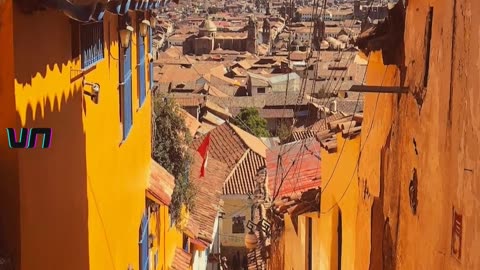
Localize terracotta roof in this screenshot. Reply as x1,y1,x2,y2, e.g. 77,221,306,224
223,150,266,195
158,66,201,83
197,122,217,135
192,123,248,170
148,159,175,206
170,248,192,270
272,188,320,217
202,111,226,126
316,113,364,152
204,100,232,119
230,108,294,119
289,51,308,61
186,151,229,242
267,137,321,199
264,92,308,107
177,108,201,137
207,96,265,108
294,113,347,133
170,96,203,107
192,122,269,194
229,123,268,158
203,82,229,97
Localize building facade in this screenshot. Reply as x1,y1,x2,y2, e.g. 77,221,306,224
0,1,160,270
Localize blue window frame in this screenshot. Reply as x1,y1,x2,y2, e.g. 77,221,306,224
80,22,104,69
139,212,150,270
137,16,146,107
182,234,189,252
119,20,133,140
148,19,154,90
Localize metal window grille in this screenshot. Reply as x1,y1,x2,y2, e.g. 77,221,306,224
80,22,105,69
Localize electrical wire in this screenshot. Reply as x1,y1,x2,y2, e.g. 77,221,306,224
159,45,274,150
321,65,395,214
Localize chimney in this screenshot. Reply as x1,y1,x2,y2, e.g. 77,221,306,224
330,100,337,113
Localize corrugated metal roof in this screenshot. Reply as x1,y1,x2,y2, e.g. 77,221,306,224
267,137,321,199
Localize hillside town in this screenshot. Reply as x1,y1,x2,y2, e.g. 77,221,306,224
1,0,479,270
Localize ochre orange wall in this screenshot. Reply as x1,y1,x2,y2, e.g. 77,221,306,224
354,51,399,270
0,0,20,267
356,1,480,269
319,133,360,270
10,6,153,270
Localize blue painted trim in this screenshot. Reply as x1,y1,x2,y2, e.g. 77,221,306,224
121,0,131,14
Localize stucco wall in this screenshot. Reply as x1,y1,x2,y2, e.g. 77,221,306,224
356,0,480,269
4,7,154,270
220,196,252,248
320,134,360,270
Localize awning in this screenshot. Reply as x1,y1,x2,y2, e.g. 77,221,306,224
38,0,171,22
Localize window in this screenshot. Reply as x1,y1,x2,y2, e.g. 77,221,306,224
80,22,105,69
139,212,150,270
257,87,266,94
137,16,147,107
149,17,154,90
306,217,313,270
232,216,246,234
182,234,189,252
119,17,133,140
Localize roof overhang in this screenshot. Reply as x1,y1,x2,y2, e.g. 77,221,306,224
18,0,171,22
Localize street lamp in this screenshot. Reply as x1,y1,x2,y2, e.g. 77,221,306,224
244,230,258,250
139,19,151,38
119,25,134,49
150,14,157,29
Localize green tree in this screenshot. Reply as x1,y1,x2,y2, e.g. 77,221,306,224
152,95,196,226
232,107,271,137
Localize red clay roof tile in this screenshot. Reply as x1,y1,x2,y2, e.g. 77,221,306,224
186,151,229,243
223,150,266,195
148,159,175,206
170,248,192,270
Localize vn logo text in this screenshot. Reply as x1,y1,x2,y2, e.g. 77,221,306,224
6,128,52,149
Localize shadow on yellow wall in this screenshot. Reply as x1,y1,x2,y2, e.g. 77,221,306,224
17,88,89,270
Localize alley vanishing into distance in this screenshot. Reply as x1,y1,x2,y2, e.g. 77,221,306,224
0,0,479,270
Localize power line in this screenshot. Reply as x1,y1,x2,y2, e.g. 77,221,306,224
321,65,395,214
317,0,382,196
276,0,366,202
157,44,274,150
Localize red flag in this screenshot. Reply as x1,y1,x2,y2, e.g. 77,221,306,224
197,133,211,177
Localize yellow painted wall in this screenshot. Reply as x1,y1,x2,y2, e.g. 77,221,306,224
149,204,184,270
163,205,185,268
281,213,322,270
319,133,361,270
283,215,307,269
3,5,154,270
